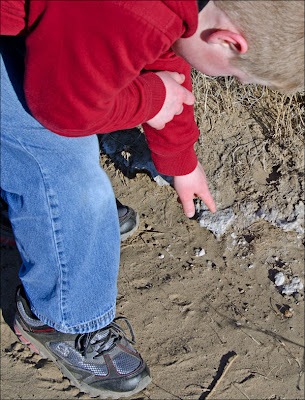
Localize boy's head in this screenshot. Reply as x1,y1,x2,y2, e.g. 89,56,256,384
172,0,304,92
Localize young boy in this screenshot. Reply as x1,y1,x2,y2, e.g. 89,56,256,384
1,1,304,398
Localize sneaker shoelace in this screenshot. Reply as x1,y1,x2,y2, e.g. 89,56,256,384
76,317,136,358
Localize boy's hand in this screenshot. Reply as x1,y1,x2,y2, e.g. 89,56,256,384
173,162,216,217
146,71,195,130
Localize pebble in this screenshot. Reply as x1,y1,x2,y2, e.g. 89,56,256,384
206,260,215,268
284,308,293,318
282,276,303,295
194,248,206,257
158,253,165,259
274,272,285,286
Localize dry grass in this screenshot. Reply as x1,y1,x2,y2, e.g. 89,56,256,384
191,69,305,140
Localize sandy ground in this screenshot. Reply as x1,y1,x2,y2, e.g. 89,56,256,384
1,91,304,399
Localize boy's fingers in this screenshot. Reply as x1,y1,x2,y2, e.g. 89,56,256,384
178,73,185,83
179,196,196,218
179,193,216,217
184,91,195,106
179,188,216,217
197,191,217,213
168,72,185,84
165,71,195,105
176,105,184,115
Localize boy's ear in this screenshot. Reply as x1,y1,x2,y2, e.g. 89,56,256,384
202,29,248,54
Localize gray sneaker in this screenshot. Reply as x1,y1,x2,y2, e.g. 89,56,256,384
116,200,139,241
14,286,151,399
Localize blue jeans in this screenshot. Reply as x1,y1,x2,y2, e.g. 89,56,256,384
1,37,120,334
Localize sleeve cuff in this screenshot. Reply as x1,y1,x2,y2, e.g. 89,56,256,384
137,72,166,121
151,145,198,176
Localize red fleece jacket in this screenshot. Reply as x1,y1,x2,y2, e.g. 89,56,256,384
1,0,200,175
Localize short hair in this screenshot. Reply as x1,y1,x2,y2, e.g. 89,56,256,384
214,0,304,93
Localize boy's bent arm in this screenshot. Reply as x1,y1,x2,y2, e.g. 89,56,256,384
143,56,200,176
22,1,180,136
142,53,216,214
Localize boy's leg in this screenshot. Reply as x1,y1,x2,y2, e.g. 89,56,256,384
1,36,120,333
1,196,140,246
1,36,151,397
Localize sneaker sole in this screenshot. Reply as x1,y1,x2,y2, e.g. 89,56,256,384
120,212,140,241
14,318,152,399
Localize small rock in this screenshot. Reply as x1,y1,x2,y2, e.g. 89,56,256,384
291,277,303,287
206,260,215,268
158,253,165,259
194,248,206,257
153,175,170,186
199,207,235,237
284,308,293,318
282,276,303,295
274,272,285,286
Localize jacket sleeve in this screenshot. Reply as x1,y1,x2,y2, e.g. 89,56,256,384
0,0,26,35
8,1,199,176
24,1,172,136
142,53,200,176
